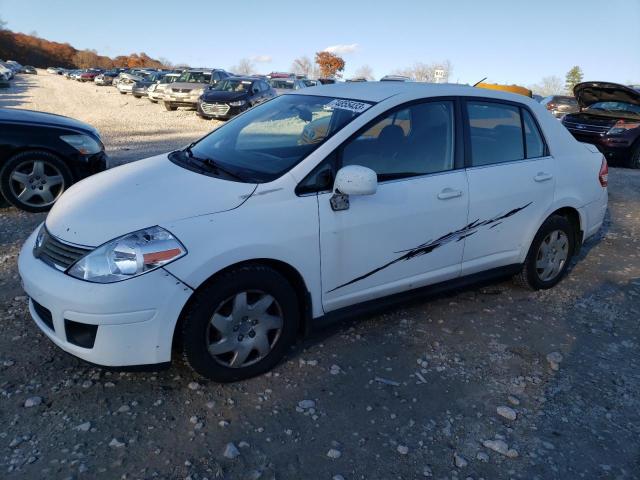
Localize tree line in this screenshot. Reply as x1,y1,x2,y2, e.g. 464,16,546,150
0,28,166,69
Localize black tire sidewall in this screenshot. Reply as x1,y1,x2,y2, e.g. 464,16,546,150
0,150,73,212
524,216,574,289
182,266,299,382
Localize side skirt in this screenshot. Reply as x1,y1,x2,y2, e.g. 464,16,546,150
309,263,523,332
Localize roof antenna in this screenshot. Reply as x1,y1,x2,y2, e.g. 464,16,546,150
472,77,487,87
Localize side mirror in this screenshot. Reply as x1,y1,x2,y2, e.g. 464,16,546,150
331,165,377,211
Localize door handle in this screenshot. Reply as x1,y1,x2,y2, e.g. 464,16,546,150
437,188,463,200
534,172,553,182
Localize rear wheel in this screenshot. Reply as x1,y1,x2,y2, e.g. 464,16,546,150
0,150,73,212
133,94,142,98
119,90,126,95
514,215,575,290
164,102,177,111
181,265,299,382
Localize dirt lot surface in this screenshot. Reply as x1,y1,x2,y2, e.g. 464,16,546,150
1,72,639,480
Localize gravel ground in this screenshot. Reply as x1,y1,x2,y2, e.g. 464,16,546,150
1,73,640,480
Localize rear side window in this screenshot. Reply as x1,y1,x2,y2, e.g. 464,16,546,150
522,109,545,158
467,102,524,166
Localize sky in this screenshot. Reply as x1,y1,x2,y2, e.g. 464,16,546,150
1,0,639,85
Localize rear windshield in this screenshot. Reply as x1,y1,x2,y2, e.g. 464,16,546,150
270,79,295,89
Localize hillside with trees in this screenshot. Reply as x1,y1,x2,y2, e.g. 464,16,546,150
0,27,165,69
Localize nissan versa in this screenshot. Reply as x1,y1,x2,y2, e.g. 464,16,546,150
19,83,608,382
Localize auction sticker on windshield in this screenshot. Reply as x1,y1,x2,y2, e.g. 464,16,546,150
325,99,372,114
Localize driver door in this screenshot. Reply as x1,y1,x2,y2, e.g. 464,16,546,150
317,100,470,312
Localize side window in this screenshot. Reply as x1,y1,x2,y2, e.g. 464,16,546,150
522,109,545,158
467,102,524,166
342,101,455,180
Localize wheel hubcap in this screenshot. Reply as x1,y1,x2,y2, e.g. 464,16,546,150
206,290,283,368
8,160,65,208
535,230,569,282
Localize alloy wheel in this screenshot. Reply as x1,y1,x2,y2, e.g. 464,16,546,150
8,159,65,208
535,230,569,282
206,290,284,368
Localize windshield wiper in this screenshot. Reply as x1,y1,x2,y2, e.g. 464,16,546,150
184,144,245,181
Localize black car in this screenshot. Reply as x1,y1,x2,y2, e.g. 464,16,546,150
197,77,275,120
0,108,108,212
20,66,38,75
562,82,640,168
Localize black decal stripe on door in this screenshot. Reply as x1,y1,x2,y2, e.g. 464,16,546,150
326,202,532,293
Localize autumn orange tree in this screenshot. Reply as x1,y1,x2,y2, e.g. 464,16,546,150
315,51,345,78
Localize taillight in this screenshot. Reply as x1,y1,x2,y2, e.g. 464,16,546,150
598,158,608,188
546,102,556,110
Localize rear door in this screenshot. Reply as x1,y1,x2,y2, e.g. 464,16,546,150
461,99,555,274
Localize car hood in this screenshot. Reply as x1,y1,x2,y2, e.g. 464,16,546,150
169,82,207,91
0,108,99,137
45,154,257,246
574,82,640,108
201,90,248,102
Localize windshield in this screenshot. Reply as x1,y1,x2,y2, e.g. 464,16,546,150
170,95,374,183
587,101,640,115
177,71,211,83
270,79,296,90
161,75,180,84
215,79,254,92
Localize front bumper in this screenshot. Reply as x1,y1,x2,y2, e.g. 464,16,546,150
132,87,148,96
164,93,200,107
18,228,193,367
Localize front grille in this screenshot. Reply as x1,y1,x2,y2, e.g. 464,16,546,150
563,121,610,135
201,102,230,116
172,88,192,93
32,299,54,331
35,229,91,271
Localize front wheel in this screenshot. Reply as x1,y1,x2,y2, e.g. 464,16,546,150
181,265,300,382
514,215,575,290
119,90,126,95
629,144,640,169
163,102,177,111
0,150,73,212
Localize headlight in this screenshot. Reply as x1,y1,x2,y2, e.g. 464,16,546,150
607,120,640,135
67,226,187,283
229,100,247,107
191,88,204,97
60,134,102,155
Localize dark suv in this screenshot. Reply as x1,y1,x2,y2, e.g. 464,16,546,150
197,77,275,120
0,108,108,212
562,82,640,168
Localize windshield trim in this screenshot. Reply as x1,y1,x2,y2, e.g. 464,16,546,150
182,94,377,183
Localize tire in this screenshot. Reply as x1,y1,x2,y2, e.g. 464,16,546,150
181,265,300,382
0,150,73,212
514,215,575,290
629,144,640,169
164,102,177,111
119,91,126,95
133,94,142,99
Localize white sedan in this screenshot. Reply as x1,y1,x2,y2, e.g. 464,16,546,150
19,82,608,382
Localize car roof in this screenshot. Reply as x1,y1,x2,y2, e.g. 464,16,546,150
288,81,539,104
226,76,259,82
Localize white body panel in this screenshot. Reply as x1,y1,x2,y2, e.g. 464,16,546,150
18,82,608,367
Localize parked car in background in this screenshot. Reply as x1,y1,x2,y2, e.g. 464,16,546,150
197,76,276,120
94,71,118,86
20,66,38,75
79,69,103,82
540,95,579,118
562,81,640,168
147,73,181,103
162,69,230,111
17,83,607,381
269,78,307,95
380,75,411,82
303,79,321,87
0,108,108,212
0,61,15,79
132,72,166,98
